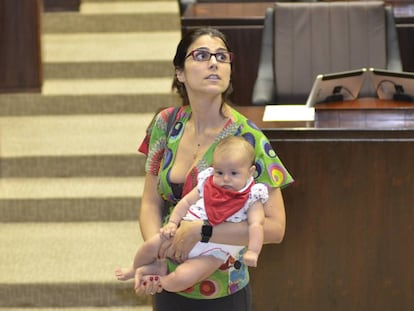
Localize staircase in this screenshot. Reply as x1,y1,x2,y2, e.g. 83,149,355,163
0,0,181,309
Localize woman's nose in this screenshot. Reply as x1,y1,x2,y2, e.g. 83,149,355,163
209,55,218,66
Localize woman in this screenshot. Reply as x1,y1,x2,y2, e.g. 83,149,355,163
137,27,293,311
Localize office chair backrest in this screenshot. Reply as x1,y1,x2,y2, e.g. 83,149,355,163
252,1,402,105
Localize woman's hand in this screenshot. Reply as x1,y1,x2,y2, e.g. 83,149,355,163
134,268,162,296
158,220,202,262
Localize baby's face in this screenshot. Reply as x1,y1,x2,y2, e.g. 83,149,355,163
212,152,254,191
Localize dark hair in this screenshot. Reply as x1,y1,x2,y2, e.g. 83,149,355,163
172,27,234,107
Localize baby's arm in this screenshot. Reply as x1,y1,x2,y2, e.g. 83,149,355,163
161,187,201,238
160,221,178,239
243,200,265,267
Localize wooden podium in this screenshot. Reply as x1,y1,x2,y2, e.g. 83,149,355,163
237,99,414,311
0,0,42,93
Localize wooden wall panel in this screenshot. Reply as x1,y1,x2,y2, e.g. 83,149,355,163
250,138,414,311
0,0,42,93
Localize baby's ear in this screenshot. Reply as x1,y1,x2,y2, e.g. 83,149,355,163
249,165,256,176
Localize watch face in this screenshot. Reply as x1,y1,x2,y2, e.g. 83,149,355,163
201,223,213,243
202,225,213,237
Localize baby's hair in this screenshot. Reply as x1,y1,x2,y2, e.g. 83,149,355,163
214,136,255,165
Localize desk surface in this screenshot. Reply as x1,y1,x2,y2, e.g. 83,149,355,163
183,1,414,22
236,98,414,139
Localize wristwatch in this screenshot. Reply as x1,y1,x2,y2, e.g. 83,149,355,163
201,220,213,243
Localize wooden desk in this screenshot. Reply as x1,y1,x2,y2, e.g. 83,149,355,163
236,99,414,311
182,2,414,106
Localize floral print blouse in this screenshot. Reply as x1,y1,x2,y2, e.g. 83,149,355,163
138,105,293,299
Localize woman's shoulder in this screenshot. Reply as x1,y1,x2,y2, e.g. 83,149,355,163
228,106,262,132
156,106,182,122
151,106,189,131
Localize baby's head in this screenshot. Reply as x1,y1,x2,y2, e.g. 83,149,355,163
212,136,256,191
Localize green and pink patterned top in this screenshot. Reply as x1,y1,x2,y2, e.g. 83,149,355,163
139,105,293,299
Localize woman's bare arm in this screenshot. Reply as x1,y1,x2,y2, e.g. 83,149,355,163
162,187,286,260
139,173,165,240
209,187,285,244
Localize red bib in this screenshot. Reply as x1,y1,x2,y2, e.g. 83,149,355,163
203,175,254,226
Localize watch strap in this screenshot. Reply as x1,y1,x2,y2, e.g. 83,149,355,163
201,220,212,243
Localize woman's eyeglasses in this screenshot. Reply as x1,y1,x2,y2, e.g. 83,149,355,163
185,49,234,63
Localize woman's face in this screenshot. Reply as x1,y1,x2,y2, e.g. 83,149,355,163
176,35,232,98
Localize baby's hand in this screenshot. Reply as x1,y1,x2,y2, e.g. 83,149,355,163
243,250,259,267
160,221,178,239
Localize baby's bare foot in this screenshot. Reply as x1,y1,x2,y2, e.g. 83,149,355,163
115,267,135,281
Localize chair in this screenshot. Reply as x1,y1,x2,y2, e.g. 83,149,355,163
178,0,196,15
252,1,402,105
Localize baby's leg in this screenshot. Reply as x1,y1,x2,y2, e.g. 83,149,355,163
160,256,223,292
116,234,163,281
132,234,163,268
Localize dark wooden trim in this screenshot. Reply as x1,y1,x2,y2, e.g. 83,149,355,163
43,0,80,12
0,0,42,93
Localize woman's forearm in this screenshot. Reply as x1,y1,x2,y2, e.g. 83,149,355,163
165,187,286,259
209,221,249,245
202,187,286,246
262,187,286,244
139,174,164,240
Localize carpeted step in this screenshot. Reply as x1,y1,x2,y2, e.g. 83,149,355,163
1,1,179,309
0,308,152,311
0,221,151,308
0,197,141,222
43,32,181,63
82,0,175,2
0,94,178,116
80,0,177,14
42,77,173,96
43,12,180,33
44,61,174,79
0,114,154,158
0,155,146,178
0,177,143,222
0,113,154,177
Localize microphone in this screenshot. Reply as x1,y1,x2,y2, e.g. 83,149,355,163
324,85,344,103
393,84,413,102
